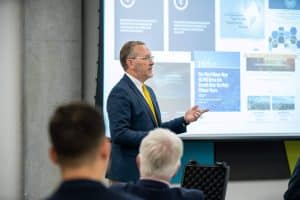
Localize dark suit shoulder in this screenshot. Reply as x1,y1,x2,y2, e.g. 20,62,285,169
170,187,204,200
110,183,130,192
109,184,143,199
108,76,137,100
284,159,300,200
112,75,133,90
46,180,140,200
111,183,204,200
108,81,129,96
108,189,142,200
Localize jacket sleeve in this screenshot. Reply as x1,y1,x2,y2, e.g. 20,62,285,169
161,116,187,134
107,87,148,148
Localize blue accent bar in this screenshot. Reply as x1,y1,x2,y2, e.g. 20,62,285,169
193,51,240,68
171,141,214,184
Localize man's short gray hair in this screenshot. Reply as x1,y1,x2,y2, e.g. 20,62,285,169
119,40,145,71
139,128,183,179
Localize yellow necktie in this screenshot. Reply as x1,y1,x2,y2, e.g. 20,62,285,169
142,84,158,124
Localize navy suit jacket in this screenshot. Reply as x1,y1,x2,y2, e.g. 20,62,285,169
110,179,204,200
46,179,140,200
106,75,187,182
284,158,300,200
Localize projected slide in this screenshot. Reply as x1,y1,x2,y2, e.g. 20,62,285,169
102,0,300,139
147,62,191,120
193,51,240,112
169,0,215,51
220,0,265,39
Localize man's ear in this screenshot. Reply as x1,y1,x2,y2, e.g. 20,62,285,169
99,138,111,160
136,154,141,170
126,58,133,69
49,146,58,165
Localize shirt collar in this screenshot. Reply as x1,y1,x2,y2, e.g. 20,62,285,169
140,177,170,187
125,72,144,91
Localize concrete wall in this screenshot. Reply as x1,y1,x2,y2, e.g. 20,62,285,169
226,180,288,200
23,0,82,199
0,0,22,199
83,0,99,103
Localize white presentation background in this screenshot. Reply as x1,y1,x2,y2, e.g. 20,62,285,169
102,0,300,139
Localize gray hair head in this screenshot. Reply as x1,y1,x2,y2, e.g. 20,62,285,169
139,128,183,179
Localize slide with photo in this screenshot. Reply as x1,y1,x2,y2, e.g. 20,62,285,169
100,0,300,139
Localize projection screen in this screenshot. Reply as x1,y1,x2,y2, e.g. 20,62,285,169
99,0,300,139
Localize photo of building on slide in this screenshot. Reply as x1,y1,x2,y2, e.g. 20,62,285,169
246,53,295,71
248,96,295,111
272,96,295,110
248,96,271,110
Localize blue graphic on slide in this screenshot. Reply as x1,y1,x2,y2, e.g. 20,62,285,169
115,0,163,58
193,51,240,112
220,0,264,38
169,0,215,51
269,0,300,9
268,26,300,51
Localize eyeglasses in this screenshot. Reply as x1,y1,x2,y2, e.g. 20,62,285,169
129,56,154,61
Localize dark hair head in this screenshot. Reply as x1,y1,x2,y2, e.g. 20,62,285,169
120,40,145,70
49,102,105,165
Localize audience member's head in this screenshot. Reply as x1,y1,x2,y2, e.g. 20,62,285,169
48,102,110,180
137,128,183,181
110,128,204,200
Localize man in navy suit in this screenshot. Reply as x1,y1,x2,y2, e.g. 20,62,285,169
284,158,300,200
110,128,204,200
46,102,140,200
106,41,209,183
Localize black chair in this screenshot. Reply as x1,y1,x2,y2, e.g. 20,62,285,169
181,160,230,200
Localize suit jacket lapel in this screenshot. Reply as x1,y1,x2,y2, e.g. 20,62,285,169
123,75,158,126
